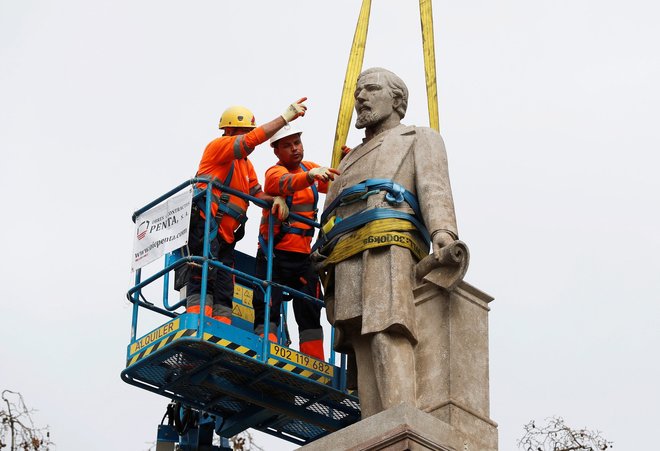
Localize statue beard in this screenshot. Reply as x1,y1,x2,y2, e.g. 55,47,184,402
355,110,382,129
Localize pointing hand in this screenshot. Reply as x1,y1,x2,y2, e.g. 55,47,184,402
281,97,308,123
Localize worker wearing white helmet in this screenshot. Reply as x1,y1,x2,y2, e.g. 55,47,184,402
253,123,340,360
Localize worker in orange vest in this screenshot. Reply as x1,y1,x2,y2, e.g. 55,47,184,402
253,123,340,360
185,99,307,323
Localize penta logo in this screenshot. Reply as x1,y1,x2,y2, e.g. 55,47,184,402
137,220,150,240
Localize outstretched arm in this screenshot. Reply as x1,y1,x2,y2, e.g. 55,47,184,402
261,97,308,139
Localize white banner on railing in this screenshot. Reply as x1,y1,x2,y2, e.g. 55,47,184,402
132,187,193,271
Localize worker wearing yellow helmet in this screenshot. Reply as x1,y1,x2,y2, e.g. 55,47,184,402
184,98,308,324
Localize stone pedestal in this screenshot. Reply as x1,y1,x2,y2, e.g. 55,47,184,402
413,281,497,450
301,279,497,451
300,402,484,451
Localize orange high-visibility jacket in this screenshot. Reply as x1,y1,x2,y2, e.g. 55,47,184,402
259,161,329,254
196,127,267,244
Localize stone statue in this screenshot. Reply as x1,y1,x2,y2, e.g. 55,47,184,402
319,67,459,418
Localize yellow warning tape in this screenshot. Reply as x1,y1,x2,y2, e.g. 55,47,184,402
127,329,193,366
420,0,440,132
331,0,372,170
202,333,257,358
129,319,180,355
325,218,429,264
267,358,332,385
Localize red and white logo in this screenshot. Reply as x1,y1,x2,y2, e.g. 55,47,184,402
137,220,150,240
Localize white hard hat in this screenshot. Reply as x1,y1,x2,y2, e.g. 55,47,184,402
270,123,303,147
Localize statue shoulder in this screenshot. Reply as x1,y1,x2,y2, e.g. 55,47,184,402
392,125,443,141
392,124,416,136
408,126,445,148
407,125,441,138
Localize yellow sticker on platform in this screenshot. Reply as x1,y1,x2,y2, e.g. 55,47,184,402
232,303,254,323
241,287,253,307
270,343,334,377
233,284,254,307
130,319,180,355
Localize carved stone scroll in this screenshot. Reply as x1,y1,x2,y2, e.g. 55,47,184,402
415,240,470,291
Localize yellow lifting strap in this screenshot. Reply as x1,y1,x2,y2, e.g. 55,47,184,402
420,0,440,132
330,0,440,168
323,218,429,266
331,0,372,170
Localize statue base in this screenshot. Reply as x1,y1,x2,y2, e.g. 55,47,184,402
303,264,499,450
299,402,494,451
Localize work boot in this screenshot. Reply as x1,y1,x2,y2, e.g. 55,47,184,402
261,332,278,343
300,339,325,361
255,322,278,343
299,328,325,360
186,294,212,317
212,304,233,324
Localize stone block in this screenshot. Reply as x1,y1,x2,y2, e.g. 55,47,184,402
299,402,495,451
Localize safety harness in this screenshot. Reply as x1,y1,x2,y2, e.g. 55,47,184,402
195,161,248,242
312,179,431,264
259,163,318,251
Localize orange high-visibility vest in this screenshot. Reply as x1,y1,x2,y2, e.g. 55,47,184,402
196,127,266,244
259,161,329,254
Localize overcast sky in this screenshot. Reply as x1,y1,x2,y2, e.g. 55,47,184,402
1,0,659,449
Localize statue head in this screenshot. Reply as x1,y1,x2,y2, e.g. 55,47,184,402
354,67,409,130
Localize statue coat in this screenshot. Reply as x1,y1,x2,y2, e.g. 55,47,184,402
323,124,458,352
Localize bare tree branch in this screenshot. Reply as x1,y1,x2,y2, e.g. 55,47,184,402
230,431,264,451
518,416,613,451
1,390,53,451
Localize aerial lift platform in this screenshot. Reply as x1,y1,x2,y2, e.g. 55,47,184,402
122,179,360,449
122,2,444,446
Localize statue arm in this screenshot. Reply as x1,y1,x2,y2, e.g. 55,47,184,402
413,128,458,254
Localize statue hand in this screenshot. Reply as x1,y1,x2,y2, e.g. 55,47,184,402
432,230,455,260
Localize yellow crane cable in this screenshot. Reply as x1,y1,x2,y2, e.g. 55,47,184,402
419,0,440,132
330,0,372,170
331,0,440,169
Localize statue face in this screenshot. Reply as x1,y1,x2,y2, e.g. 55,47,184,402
354,72,396,129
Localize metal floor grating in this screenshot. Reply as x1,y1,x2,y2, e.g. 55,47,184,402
122,319,360,445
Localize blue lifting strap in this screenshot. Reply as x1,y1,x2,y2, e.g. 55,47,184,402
311,207,431,254
314,179,429,255
320,178,422,225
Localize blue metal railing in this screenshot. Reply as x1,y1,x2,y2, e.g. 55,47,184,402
127,177,342,373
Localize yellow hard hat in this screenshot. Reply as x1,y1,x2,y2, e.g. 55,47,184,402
218,105,256,129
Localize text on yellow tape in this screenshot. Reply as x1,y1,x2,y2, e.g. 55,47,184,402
130,319,180,355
